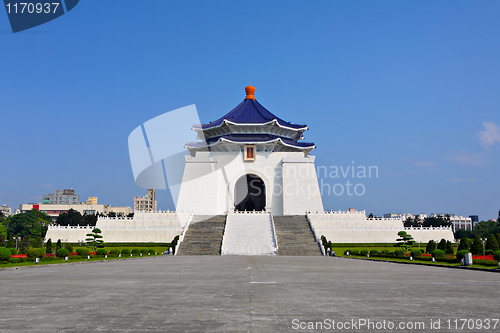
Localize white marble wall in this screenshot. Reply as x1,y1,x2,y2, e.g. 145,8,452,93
308,211,455,243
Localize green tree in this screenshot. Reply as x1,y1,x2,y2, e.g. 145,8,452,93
4,209,51,239
0,223,7,239
0,234,5,247
19,235,30,254
33,236,43,248
445,241,454,255
82,213,98,226
485,233,500,252
395,231,414,254
457,237,470,252
46,238,53,254
496,233,500,247
422,216,451,228
471,235,483,255
469,221,499,238
425,240,437,254
56,239,62,251
85,228,104,251
56,209,83,226
437,239,447,251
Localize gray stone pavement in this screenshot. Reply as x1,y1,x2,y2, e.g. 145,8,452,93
0,256,499,332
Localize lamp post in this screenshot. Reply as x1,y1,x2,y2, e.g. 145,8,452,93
14,237,21,250
481,238,486,256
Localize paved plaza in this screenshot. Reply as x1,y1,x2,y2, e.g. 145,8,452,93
0,256,498,332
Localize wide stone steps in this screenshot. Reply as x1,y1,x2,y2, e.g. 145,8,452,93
176,215,226,255
273,215,322,256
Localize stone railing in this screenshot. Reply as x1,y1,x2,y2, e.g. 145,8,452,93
306,213,325,255
174,213,193,255
404,226,453,231
48,225,94,230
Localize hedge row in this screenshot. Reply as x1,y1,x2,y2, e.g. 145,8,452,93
332,243,398,248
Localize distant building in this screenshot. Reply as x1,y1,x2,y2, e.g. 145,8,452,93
1,204,12,217
20,203,133,222
469,215,479,227
134,189,157,212
85,197,98,205
42,189,79,205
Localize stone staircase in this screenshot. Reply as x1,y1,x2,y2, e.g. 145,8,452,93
176,215,227,255
273,215,322,256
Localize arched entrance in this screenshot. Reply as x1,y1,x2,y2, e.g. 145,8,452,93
234,174,266,211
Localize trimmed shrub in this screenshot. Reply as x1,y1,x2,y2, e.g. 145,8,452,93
360,250,368,256
110,249,121,255
370,250,379,256
140,249,148,254
96,249,107,256
394,250,405,257
76,248,91,256
380,250,389,255
473,259,498,266
41,256,57,262
485,250,494,255
56,248,70,258
132,249,140,254
410,249,423,258
148,249,155,255
8,248,18,255
64,244,74,253
8,257,26,263
0,247,11,261
432,249,446,258
350,249,360,255
493,251,500,261
27,248,43,259
456,250,470,260
344,249,352,255
121,248,130,255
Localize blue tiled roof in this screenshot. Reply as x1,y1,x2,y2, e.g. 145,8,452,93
185,134,315,149
195,99,307,130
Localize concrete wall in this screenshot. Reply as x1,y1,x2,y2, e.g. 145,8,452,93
308,212,454,244
45,211,190,243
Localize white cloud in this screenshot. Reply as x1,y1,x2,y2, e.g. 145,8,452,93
448,152,490,166
478,121,500,148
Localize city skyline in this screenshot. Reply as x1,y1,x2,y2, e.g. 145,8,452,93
1,1,499,219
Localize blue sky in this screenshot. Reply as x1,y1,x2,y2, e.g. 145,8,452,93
1,1,499,220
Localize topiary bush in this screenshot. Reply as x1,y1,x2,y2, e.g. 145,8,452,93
0,247,12,261
121,248,130,255
410,249,423,258
132,248,140,255
456,250,470,260
360,250,368,256
76,248,91,256
344,249,352,255
394,250,405,257
485,250,494,255
350,249,360,255
8,257,26,263
27,248,43,259
148,249,155,255
110,249,121,255
56,248,70,258
493,251,500,261
370,250,379,256
64,244,73,253
96,249,107,256
473,259,499,266
432,249,446,258
380,250,389,256
140,249,148,254
8,248,18,255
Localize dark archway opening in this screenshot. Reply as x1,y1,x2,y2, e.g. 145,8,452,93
234,174,266,211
